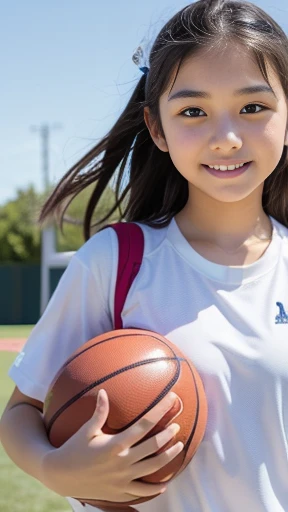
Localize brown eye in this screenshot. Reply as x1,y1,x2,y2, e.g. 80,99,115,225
180,107,206,117
241,104,267,114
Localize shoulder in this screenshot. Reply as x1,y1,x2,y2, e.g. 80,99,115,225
75,224,118,273
270,217,288,267
76,221,171,266
134,221,171,257
271,216,288,247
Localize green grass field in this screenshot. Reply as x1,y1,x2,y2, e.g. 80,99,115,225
0,325,34,338
0,327,70,511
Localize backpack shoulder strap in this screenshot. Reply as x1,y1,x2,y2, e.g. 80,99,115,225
108,222,144,329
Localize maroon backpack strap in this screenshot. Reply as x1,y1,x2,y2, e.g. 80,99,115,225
108,223,144,329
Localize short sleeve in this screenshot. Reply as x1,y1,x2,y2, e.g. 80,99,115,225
8,227,118,402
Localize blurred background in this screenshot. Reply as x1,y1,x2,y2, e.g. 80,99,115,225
0,0,287,510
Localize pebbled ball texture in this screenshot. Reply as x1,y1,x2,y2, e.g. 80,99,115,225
43,329,208,509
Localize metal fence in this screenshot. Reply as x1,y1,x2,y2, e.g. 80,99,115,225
0,264,64,324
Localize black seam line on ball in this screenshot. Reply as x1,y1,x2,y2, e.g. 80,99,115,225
46,356,184,435
173,359,200,480
156,359,201,484
76,357,182,502
122,353,181,430
62,332,176,369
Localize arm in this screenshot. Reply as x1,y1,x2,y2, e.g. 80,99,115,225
1,389,140,512
1,386,180,511
0,387,59,492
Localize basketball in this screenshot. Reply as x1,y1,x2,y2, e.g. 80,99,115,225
43,329,207,508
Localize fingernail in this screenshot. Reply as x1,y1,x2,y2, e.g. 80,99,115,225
97,389,105,406
168,423,180,435
168,391,177,402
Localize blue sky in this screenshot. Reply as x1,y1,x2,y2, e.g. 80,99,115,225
1,0,288,205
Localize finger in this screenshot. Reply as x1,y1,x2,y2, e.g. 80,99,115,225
112,392,179,453
131,441,184,479
128,423,180,464
83,389,110,439
127,480,167,498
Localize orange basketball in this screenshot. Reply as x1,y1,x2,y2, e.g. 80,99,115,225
43,329,207,508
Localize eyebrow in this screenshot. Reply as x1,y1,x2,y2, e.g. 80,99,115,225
168,85,277,101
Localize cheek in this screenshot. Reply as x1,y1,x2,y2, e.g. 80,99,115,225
166,124,203,156
258,115,286,155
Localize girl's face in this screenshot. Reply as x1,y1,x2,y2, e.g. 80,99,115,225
145,44,288,204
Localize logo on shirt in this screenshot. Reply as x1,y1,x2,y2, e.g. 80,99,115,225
275,302,288,324
14,351,25,367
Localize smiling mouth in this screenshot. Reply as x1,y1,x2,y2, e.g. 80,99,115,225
202,161,252,171
201,161,252,178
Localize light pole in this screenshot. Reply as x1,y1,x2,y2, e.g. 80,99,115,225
30,123,62,190
31,122,62,315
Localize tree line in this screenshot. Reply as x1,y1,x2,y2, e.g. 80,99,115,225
0,185,119,263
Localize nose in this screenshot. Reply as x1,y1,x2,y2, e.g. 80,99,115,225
208,118,243,152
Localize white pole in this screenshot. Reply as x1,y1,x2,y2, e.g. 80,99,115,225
40,227,56,315
40,226,75,315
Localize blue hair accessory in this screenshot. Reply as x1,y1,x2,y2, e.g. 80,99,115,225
140,66,149,76
132,36,152,76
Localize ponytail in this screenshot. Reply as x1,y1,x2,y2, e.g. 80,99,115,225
40,69,188,239
40,75,149,239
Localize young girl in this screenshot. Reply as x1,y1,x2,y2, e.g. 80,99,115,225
1,0,288,511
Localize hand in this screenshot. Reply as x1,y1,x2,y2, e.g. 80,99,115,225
42,389,183,504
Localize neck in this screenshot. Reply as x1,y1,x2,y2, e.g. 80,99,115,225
176,186,272,250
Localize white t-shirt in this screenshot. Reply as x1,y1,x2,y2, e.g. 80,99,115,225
9,216,288,512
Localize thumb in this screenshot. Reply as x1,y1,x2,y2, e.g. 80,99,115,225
85,389,110,439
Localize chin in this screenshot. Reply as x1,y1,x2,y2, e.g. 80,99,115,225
202,187,259,204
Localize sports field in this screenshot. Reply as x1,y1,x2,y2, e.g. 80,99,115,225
0,326,70,511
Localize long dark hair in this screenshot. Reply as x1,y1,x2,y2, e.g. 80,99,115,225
40,0,288,240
